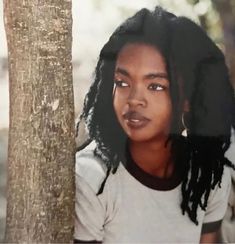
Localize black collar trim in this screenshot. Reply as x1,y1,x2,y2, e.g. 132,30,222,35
122,149,182,191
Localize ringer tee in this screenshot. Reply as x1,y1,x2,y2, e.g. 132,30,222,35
74,146,231,243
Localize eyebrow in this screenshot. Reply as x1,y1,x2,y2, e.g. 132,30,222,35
115,67,168,80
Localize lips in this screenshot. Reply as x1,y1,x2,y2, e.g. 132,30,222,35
123,111,150,129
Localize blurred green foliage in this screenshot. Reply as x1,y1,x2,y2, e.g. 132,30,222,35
187,0,223,44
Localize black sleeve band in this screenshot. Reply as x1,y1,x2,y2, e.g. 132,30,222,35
74,239,102,243
201,220,222,234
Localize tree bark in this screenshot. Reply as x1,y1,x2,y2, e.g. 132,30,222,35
213,0,235,88
4,0,75,243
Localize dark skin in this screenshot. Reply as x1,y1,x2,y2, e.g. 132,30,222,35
129,139,173,179
113,43,173,178
113,43,218,243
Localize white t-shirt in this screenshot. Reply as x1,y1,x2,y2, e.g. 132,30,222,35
220,132,235,243
74,146,231,243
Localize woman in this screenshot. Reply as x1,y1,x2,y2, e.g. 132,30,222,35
74,6,235,243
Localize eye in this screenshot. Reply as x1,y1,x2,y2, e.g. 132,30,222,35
148,83,166,91
114,80,129,88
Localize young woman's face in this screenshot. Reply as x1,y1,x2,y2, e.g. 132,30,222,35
113,43,172,143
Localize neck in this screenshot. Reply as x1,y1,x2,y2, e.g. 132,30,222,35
129,138,174,178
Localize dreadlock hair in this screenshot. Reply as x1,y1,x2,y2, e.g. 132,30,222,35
77,6,235,225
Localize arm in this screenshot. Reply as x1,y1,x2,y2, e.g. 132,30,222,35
74,174,105,243
74,149,107,243
200,231,219,243
200,168,231,243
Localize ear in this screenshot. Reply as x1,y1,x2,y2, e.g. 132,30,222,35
183,99,190,113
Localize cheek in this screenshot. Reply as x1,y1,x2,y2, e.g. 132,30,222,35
163,99,173,121
152,95,172,119
113,90,128,115
113,97,118,116
166,96,173,117
113,92,123,118
164,100,173,127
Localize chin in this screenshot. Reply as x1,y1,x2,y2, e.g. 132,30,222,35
126,130,170,144
126,132,155,143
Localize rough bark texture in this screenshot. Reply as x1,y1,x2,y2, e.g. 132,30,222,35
213,0,235,88
4,0,75,243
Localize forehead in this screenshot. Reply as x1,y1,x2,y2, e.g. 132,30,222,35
115,43,167,73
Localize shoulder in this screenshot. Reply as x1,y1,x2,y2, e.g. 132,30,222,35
203,166,231,225
75,142,108,194
208,166,231,204
217,166,231,194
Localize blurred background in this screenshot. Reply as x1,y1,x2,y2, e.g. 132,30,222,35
0,0,235,241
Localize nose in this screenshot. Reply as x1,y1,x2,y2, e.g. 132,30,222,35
127,86,146,108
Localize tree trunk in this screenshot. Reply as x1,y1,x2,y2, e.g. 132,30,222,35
213,0,235,88
4,0,75,243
